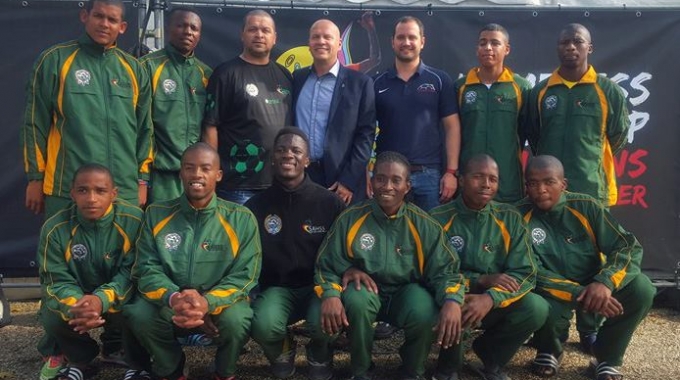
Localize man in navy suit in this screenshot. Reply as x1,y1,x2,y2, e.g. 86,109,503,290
292,19,376,204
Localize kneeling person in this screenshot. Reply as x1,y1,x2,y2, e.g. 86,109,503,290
430,154,548,380
37,164,145,380
125,143,261,380
308,151,465,380
517,155,655,380
245,128,345,379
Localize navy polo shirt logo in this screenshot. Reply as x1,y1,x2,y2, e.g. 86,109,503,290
417,83,437,93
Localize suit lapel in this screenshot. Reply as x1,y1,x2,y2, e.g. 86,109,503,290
327,66,346,126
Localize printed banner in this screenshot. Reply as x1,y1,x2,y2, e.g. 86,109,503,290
1,2,678,278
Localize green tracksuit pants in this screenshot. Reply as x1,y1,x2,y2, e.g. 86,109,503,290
150,170,183,204
251,286,314,362
307,284,438,377
40,307,127,364
534,274,655,366
436,292,549,373
123,297,253,378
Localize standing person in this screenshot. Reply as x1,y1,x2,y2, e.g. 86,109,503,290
142,7,212,203
245,128,345,379
527,23,629,207
307,151,465,380
203,9,293,205
429,154,548,380
526,23,631,348
373,16,461,212
21,0,153,218
292,19,376,205
517,155,654,380
37,164,146,380
455,24,531,203
124,143,261,380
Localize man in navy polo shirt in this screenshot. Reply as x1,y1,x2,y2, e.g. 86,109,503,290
373,15,461,212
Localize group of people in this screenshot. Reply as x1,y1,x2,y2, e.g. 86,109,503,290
21,1,655,380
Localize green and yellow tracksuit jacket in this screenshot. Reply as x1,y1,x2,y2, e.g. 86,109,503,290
430,197,536,308
38,200,144,320
527,66,630,206
455,67,531,203
133,194,261,314
314,200,465,306
141,44,212,172
21,34,153,202
516,192,643,303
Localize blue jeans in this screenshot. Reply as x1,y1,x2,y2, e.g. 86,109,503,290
408,167,441,212
216,189,259,205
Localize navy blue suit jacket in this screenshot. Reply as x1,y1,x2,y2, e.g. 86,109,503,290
292,64,376,194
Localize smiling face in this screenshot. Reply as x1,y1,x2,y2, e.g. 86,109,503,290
272,133,310,189
167,10,202,56
80,0,127,49
460,157,499,210
309,19,341,67
70,170,117,222
391,20,424,63
371,161,411,216
525,166,567,211
180,146,222,209
476,30,510,69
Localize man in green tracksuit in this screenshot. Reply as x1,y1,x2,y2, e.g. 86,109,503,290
527,23,629,208
455,24,531,203
430,154,548,380
21,0,153,218
517,155,654,380
526,23,630,349
141,7,212,202
124,143,261,380
38,164,146,380
308,151,465,380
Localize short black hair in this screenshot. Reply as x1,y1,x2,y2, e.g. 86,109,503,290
242,9,275,32
393,16,424,37
274,127,310,153
72,163,115,186
167,6,200,25
182,142,220,167
86,0,126,19
460,154,497,176
479,23,509,43
374,151,411,180
525,155,565,178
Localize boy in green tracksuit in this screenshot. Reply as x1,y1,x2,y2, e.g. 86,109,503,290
22,0,153,218
526,23,629,208
142,7,212,202
308,151,465,380
455,24,531,203
124,143,261,380
517,155,654,380
430,154,548,380
38,164,146,380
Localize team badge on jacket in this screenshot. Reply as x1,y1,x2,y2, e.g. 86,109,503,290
449,235,465,253
75,69,91,86
360,233,375,250
163,79,177,95
245,83,259,97
531,228,547,245
265,214,282,235
164,233,182,251
71,244,88,260
544,95,558,110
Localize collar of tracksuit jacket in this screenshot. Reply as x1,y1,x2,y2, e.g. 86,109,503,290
179,192,218,217
164,42,197,66
74,203,116,230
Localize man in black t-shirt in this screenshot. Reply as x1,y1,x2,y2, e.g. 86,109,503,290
203,9,293,204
